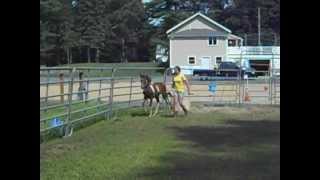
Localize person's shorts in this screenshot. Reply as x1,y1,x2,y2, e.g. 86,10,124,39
172,91,186,97
172,91,185,105
172,90,190,111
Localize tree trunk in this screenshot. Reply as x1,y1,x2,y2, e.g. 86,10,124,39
96,48,100,63
70,47,73,64
66,47,70,64
121,38,127,63
87,46,91,63
57,48,62,65
79,46,82,62
121,38,124,63
274,33,278,46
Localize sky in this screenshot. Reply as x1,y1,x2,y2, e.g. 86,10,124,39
142,0,163,26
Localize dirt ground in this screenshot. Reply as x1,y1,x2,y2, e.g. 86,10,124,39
192,103,279,114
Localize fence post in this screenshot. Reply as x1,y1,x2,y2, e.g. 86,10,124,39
64,68,75,137
98,69,103,103
276,77,279,104
78,71,84,101
270,55,274,105
109,78,114,119
273,76,277,105
238,52,243,106
59,73,64,103
85,69,90,103
108,67,116,119
128,77,133,106
45,69,50,112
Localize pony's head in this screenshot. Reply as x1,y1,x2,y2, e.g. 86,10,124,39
140,72,151,89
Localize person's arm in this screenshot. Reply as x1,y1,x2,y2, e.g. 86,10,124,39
172,76,175,89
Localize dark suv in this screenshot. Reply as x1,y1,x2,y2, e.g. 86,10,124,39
193,61,256,78
216,62,256,77
216,62,240,77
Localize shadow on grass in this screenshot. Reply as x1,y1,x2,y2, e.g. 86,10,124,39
130,111,148,117
160,114,175,118
129,108,173,118
137,120,280,180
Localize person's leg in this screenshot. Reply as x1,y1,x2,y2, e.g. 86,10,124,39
177,93,188,115
78,88,83,100
172,92,178,117
85,89,88,101
80,88,86,102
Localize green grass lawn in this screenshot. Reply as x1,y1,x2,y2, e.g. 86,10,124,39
40,105,280,180
44,62,165,78
59,62,160,68
40,99,139,132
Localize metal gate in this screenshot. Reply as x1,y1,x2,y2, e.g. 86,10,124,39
238,47,280,105
179,46,280,105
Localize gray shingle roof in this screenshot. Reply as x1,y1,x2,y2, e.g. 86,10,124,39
170,29,229,38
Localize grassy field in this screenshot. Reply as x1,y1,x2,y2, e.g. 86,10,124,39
53,62,165,78
40,99,143,134
59,62,160,68
40,104,280,180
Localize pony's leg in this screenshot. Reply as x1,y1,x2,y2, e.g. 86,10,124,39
162,93,171,114
148,98,153,118
166,94,172,112
142,98,147,112
153,96,160,117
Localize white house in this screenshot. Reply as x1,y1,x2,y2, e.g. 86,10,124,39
166,12,280,75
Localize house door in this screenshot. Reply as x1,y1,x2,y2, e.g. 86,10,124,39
200,56,212,70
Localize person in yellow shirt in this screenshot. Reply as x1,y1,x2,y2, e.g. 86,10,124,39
172,66,191,116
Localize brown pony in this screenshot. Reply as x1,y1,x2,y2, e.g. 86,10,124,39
140,73,171,117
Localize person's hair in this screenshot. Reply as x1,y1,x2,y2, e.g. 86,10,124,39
175,66,181,72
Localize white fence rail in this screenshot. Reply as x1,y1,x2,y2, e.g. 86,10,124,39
227,46,280,55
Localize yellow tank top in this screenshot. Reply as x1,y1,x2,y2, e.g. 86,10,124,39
173,73,186,93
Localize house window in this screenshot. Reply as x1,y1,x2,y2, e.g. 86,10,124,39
216,57,222,64
228,40,236,46
188,56,196,65
208,37,217,46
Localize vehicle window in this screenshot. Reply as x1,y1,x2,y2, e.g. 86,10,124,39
220,62,237,69
219,63,226,69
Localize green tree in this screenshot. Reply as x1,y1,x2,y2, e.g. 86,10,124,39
40,0,78,65
145,0,280,47
73,0,111,63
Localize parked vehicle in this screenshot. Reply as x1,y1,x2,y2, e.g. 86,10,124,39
193,61,256,79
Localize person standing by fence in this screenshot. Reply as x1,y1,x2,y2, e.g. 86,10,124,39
172,66,191,117
78,72,88,101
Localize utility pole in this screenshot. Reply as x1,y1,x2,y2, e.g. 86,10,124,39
244,33,247,46
121,38,126,63
258,7,261,46
96,48,100,63
274,33,278,46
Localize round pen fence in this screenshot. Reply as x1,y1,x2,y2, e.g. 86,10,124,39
40,66,163,139
40,65,279,139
